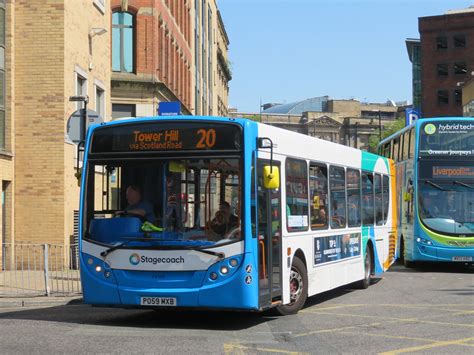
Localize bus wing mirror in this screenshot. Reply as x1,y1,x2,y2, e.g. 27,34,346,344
263,165,279,189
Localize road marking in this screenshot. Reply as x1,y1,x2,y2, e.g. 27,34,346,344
293,319,404,338
340,330,474,349
223,343,308,355
302,310,474,328
379,336,474,354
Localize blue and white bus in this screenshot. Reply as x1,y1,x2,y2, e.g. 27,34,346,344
379,117,474,266
79,116,397,314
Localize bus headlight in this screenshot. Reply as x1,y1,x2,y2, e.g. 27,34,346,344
416,237,432,245
95,265,102,273
230,258,238,267
210,272,218,280
220,266,229,275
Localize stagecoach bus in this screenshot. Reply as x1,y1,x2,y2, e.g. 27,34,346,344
378,117,474,266
79,116,397,314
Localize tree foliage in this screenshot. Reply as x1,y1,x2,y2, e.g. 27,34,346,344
368,118,406,153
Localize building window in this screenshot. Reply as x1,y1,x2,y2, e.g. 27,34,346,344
454,89,462,105
437,90,449,105
437,63,448,77
95,83,105,118
453,34,466,48
75,67,88,110
112,103,135,119
112,12,135,73
436,36,447,50
454,62,467,75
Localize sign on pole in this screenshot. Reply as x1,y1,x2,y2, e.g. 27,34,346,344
405,108,421,126
158,101,181,116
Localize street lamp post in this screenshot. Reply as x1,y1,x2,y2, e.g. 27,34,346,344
69,95,89,183
378,110,382,141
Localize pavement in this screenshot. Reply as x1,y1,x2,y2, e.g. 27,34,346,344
0,295,83,308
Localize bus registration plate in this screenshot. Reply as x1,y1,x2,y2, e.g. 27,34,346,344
452,256,472,262
140,297,177,306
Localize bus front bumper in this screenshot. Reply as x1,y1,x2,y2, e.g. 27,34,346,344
415,241,473,262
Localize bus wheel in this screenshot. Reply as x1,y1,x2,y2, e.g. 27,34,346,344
401,238,415,268
355,247,372,289
276,257,308,315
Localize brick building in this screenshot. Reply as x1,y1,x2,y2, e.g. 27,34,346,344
419,8,474,117
111,0,231,118
0,0,111,263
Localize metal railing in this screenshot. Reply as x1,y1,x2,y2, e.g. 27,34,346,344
0,243,82,297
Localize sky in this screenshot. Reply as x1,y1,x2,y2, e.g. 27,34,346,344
218,0,474,112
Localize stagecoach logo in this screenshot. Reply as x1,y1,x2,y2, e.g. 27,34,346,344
129,253,141,265
128,253,185,265
424,124,436,135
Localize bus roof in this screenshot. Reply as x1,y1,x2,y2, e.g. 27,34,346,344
378,116,469,146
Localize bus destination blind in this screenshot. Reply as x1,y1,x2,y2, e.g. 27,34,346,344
90,122,242,153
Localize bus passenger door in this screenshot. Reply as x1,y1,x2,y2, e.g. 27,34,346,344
257,159,282,309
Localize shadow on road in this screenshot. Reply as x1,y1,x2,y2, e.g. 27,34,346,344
0,301,280,330
388,261,474,274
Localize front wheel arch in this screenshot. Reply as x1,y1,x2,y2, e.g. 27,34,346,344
276,255,308,315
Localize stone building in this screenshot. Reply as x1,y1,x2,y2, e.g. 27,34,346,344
0,0,111,263
231,98,400,151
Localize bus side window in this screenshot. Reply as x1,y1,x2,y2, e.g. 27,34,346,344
362,172,374,225
309,163,328,230
347,169,361,227
402,132,409,161
382,175,390,224
409,128,415,158
399,134,404,161
285,158,309,232
374,174,383,225
329,166,346,229
392,138,399,163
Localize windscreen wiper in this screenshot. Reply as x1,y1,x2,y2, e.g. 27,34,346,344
101,241,130,257
453,180,474,189
425,180,446,191
100,241,225,259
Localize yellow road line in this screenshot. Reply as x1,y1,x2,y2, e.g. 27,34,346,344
223,343,308,355
379,336,474,354
293,319,405,338
303,310,474,328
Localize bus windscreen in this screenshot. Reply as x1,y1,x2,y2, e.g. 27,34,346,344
90,121,242,154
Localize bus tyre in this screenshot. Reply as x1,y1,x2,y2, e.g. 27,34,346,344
401,238,415,268
355,248,372,289
276,257,308,316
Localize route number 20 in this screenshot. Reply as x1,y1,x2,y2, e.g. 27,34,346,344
196,129,216,148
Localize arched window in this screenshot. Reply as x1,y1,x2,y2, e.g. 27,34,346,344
112,11,134,73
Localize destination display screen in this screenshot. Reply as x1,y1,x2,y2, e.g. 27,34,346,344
419,121,474,158
90,121,242,153
432,166,474,179
419,161,474,180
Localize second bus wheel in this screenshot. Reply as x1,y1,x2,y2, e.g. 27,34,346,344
354,246,372,289
276,256,308,315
